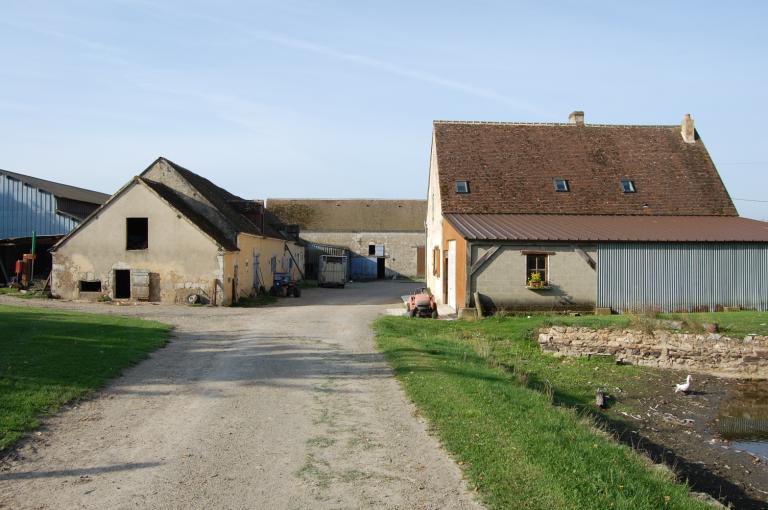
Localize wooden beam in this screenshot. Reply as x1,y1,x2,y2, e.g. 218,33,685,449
469,245,501,275
572,245,596,270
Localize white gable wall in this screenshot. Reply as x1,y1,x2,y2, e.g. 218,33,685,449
425,133,444,301
52,182,227,304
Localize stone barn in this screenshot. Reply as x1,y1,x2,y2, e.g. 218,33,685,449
52,157,303,305
267,199,426,280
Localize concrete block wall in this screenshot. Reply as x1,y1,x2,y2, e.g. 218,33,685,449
471,243,597,311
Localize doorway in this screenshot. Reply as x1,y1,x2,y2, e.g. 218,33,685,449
447,240,457,309
114,269,130,299
416,246,425,278
376,257,386,279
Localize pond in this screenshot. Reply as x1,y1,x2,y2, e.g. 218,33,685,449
718,380,768,460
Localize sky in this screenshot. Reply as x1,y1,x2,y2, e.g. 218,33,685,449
1,1,767,220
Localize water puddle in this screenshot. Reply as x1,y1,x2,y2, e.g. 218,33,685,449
718,380,768,459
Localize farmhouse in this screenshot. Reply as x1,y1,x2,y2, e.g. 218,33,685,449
0,169,109,284
51,157,303,305
267,199,426,280
426,112,768,313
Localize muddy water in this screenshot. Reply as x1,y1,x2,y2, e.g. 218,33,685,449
719,381,768,459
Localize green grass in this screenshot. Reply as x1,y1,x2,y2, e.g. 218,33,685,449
0,305,171,450
231,294,277,307
374,313,739,510
0,287,49,299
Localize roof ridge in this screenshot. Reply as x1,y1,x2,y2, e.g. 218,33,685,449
433,120,678,128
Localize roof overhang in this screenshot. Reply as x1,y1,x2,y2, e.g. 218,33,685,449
444,214,768,243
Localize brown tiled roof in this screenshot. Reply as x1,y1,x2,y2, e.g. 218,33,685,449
445,214,768,242
266,199,426,232
141,179,239,250
434,121,737,216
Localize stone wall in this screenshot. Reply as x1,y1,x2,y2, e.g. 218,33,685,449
299,231,424,279
538,327,768,378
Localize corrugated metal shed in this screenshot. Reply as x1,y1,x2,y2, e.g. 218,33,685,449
597,243,768,312
446,214,768,242
0,173,80,239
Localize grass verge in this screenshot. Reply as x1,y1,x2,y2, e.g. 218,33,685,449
231,294,278,307
0,304,171,451
0,287,49,299
374,314,721,510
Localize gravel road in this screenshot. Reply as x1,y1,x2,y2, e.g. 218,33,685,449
0,282,481,509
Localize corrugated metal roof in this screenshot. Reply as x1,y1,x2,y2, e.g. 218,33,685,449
0,169,110,205
445,214,768,242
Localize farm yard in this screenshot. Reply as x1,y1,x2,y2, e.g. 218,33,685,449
2,285,767,508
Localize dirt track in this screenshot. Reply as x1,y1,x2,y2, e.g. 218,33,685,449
0,282,481,509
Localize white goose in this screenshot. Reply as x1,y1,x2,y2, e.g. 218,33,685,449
675,375,692,394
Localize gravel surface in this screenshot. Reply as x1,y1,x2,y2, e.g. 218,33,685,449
0,282,481,510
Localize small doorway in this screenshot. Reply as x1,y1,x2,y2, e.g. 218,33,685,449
416,246,425,278
443,256,449,304
114,269,131,299
376,257,386,279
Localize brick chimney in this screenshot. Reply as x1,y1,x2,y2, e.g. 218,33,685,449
681,113,696,143
568,111,585,126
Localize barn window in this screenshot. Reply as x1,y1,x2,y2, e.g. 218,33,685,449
126,218,148,250
455,181,469,193
368,244,376,255
621,179,636,193
432,247,441,277
79,280,102,292
526,254,548,284
554,179,570,192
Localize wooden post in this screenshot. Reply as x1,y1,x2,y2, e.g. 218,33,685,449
474,291,484,318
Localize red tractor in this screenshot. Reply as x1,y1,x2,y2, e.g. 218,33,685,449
406,287,439,319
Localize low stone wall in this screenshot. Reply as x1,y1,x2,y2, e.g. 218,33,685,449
538,327,768,379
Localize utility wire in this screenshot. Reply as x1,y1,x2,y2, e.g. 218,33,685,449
733,198,768,203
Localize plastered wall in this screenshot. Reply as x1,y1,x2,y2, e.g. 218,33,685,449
52,182,227,304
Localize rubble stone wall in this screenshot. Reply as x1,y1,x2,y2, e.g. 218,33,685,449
538,327,768,378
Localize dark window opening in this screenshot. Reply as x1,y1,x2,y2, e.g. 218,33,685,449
621,179,636,193
526,254,548,284
368,244,376,255
126,218,148,250
455,180,470,193
79,280,102,292
554,179,570,192
114,270,131,299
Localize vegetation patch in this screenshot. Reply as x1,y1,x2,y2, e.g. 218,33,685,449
0,287,49,300
231,294,277,307
0,305,171,451
374,314,727,510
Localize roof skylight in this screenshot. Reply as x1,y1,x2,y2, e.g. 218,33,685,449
621,179,636,193
554,179,570,192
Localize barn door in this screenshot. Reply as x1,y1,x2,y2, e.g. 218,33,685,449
447,241,456,309
416,246,425,277
131,270,150,301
